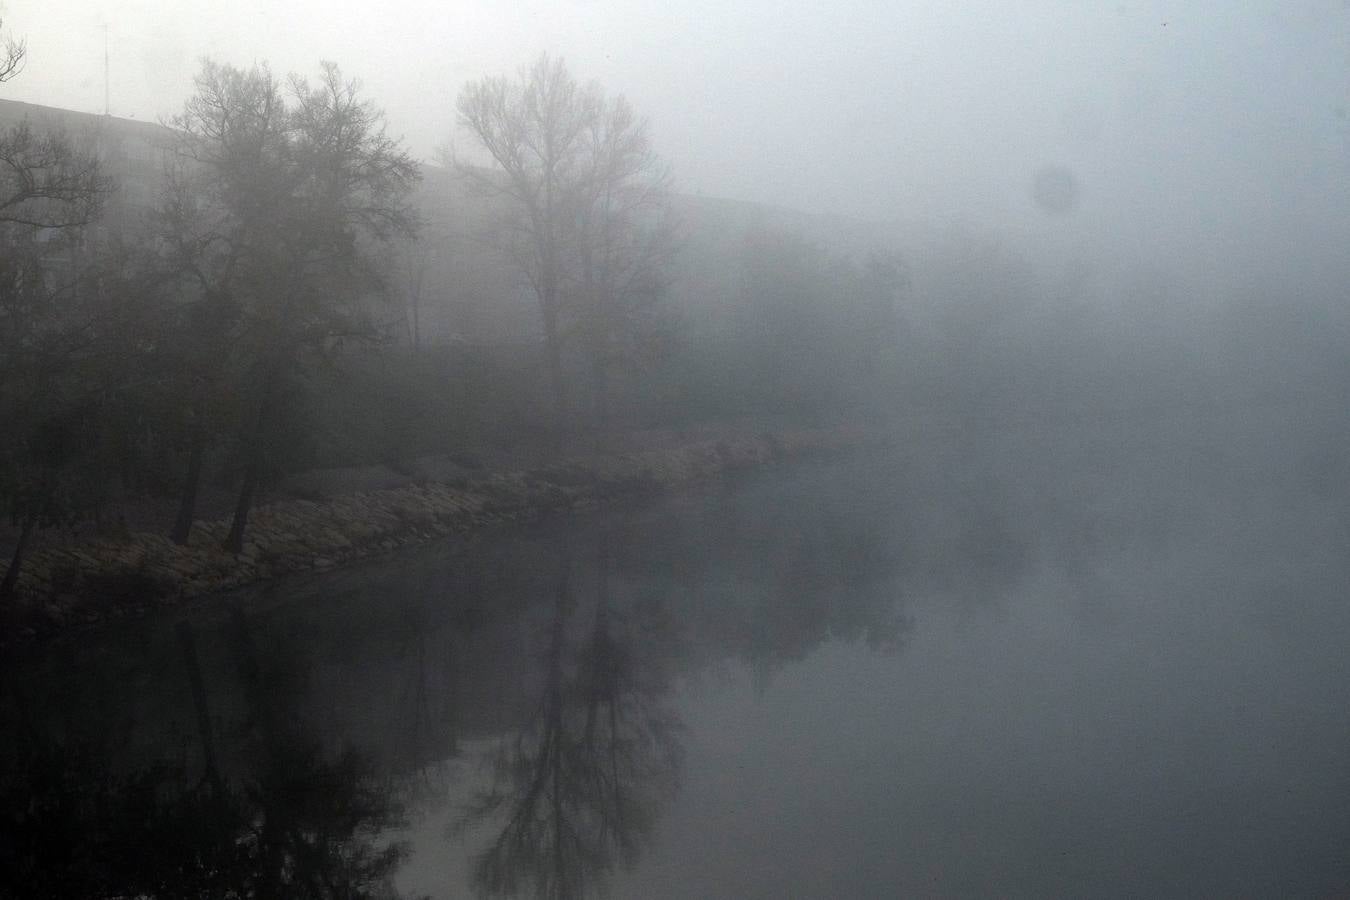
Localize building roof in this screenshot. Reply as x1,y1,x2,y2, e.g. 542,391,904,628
0,97,173,141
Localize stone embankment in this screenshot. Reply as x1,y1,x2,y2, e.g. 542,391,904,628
5,428,868,643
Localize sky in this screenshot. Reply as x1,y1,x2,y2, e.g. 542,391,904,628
2,0,1348,285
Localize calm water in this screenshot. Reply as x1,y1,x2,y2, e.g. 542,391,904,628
4,413,1350,898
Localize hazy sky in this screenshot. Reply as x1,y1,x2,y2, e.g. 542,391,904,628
3,0,1348,277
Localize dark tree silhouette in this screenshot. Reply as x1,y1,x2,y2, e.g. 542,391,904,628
0,19,112,600
161,60,419,551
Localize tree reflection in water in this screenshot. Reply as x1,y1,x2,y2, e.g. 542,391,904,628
0,459,923,898
0,612,419,900
458,532,683,900
228,610,416,898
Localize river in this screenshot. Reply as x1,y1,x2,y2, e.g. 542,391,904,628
3,410,1350,897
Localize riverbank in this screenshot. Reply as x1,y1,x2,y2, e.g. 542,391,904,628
2,427,872,645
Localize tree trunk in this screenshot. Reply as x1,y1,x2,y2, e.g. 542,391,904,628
224,454,259,555
170,409,207,545
541,299,567,456
224,361,278,554
591,357,609,435
0,508,40,601
410,289,421,353
176,621,227,798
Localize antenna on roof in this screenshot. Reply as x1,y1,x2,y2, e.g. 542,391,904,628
103,23,109,116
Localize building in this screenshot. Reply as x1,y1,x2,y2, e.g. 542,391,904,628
0,97,173,229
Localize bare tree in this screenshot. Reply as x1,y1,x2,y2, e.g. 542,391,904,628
457,55,597,443
164,60,419,554
0,123,107,229
457,55,676,443
571,94,677,431
156,60,420,550
155,61,291,545
398,242,430,351
0,19,24,85
0,18,105,231
0,19,111,601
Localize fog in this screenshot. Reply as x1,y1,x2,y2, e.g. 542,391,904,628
9,5,1346,209
11,2,1350,300
2,1,1350,897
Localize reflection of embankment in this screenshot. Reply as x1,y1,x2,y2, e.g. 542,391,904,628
5,427,871,645
3,457,918,779
0,457,922,896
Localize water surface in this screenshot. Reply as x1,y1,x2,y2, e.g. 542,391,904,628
4,414,1350,898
